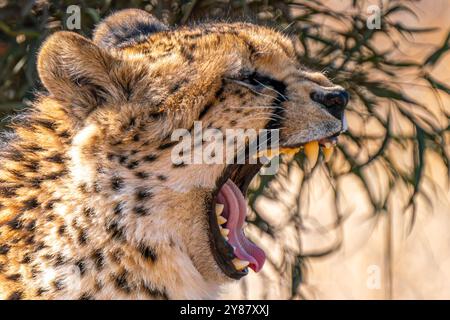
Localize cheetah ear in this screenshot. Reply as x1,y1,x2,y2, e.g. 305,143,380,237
37,31,120,119
92,9,168,49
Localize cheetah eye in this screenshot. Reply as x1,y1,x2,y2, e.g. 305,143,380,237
228,72,287,101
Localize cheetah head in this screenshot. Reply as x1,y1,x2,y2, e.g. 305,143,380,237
37,9,348,286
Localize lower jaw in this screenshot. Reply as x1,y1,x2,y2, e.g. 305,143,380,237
207,164,262,279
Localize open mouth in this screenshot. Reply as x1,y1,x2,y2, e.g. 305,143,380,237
208,136,339,279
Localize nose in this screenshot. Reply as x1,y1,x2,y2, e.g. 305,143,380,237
310,90,349,120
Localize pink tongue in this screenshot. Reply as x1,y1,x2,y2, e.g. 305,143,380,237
216,179,266,272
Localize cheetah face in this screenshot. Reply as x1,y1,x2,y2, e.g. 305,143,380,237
203,71,348,279
36,9,348,283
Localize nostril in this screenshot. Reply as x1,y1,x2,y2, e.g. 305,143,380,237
324,91,349,109
309,91,320,102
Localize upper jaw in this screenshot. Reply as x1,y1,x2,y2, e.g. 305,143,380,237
280,119,343,148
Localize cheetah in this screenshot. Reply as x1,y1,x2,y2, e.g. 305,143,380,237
0,9,349,299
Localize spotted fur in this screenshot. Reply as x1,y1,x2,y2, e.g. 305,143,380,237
0,9,343,299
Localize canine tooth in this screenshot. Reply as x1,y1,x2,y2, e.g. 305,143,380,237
254,149,279,160
217,216,227,225
232,258,250,271
220,227,230,237
215,203,224,216
304,141,319,167
323,146,334,162
280,147,301,156
283,153,295,162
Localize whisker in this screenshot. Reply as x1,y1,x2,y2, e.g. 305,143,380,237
232,81,285,103
228,105,284,110
254,79,288,101
238,114,285,121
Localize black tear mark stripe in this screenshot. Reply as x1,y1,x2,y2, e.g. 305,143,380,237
242,72,288,131
198,102,214,120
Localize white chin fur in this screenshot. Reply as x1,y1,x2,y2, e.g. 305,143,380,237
342,114,348,132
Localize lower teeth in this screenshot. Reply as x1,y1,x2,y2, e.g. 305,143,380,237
232,258,249,271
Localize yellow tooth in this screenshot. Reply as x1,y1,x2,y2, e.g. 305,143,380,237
280,147,301,156
254,147,302,160
253,149,278,160
220,227,230,238
283,153,295,162
232,258,250,271
304,141,319,167
266,149,280,158
322,146,334,162
217,216,227,225
215,203,224,216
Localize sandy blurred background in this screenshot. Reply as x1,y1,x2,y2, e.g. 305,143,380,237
223,0,450,299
